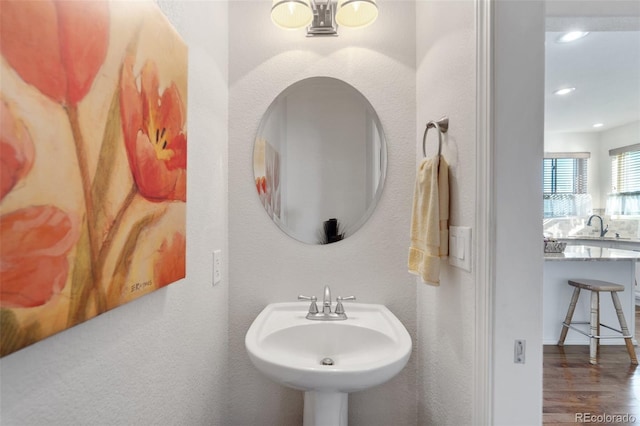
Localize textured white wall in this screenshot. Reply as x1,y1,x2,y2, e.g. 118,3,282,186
493,1,544,423
415,1,477,424
0,1,229,424
228,1,417,425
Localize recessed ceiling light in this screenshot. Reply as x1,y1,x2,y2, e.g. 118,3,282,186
553,87,576,96
557,31,589,43
593,123,604,128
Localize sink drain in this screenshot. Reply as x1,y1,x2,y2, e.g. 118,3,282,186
320,357,334,366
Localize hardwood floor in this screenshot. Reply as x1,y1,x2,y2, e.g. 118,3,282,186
543,308,640,424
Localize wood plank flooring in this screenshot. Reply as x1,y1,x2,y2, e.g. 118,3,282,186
543,308,640,424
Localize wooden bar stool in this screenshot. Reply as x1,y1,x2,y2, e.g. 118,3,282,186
558,278,638,365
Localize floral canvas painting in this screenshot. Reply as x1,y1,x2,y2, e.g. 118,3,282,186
0,0,187,357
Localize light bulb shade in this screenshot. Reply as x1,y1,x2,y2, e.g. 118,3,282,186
335,0,378,28
271,0,313,30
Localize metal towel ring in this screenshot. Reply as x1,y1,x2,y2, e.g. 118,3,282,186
422,116,449,158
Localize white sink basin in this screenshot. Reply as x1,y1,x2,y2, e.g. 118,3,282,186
245,302,412,393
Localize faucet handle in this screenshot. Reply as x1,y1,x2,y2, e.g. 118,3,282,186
298,295,317,301
298,295,318,314
335,296,356,315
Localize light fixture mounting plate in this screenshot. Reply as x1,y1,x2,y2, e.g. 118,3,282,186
306,0,338,37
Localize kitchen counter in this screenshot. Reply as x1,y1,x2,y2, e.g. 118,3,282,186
559,236,640,243
545,244,640,261
543,245,637,345
558,236,640,250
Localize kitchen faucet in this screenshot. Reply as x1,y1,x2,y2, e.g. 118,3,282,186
587,214,608,237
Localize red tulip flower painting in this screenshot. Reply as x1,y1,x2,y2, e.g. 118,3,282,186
0,205,79,309
0,0,188,357
0,0,109,106
120,56,187,202
0,99,34,201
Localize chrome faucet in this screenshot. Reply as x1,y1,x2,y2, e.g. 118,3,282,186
323,285,332,314
298,285,356,320
587,214,608,237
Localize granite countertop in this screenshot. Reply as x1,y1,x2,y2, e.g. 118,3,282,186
558,236,640,244
545,244,640,261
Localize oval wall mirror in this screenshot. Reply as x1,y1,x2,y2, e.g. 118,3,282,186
253,77,387,245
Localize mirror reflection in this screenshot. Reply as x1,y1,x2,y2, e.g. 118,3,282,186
253,77,387,244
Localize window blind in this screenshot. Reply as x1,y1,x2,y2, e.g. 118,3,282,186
611,148,640,194
543,157,588,194
606,145,640,216
543,153,591,218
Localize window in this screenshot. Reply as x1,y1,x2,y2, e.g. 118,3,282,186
607,144,640,216
543,157,588,194
543,152,591,218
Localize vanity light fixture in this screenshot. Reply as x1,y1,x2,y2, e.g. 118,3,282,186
593,123,604,128
335,0,378,28
271,0,378,36
553,87,576,96
556,31,589,43
271,0,314,30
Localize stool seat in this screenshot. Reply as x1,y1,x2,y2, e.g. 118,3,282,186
568,279,624,292
559,278,637,365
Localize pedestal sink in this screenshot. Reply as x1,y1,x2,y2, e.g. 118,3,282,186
245,301,412,426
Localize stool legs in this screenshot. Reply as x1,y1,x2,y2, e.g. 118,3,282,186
558,285,637,365
610,292,638,365
558,287,581,346
589,290,600,365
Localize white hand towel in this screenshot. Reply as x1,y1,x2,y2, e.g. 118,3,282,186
408,155,449,285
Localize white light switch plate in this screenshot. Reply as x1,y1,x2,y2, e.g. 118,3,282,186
449,226,472,272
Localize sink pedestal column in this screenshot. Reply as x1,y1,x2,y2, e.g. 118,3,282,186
303,391,348,426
